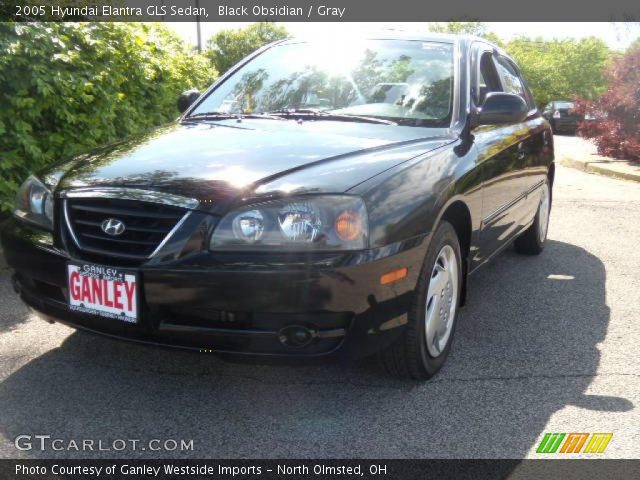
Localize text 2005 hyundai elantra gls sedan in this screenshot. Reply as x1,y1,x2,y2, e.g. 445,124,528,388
1,34,554,379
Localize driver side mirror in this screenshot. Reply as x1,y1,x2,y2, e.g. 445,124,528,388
478,92,528,126
177,89,201,114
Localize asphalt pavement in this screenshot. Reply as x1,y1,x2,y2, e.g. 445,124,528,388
0,164,639,460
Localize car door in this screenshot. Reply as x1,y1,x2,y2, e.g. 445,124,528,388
495,55,551,225
471,45,538,264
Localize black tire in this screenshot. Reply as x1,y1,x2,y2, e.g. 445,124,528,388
515,179,551,255
378,221,462,380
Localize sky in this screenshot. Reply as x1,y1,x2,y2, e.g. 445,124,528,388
166,22,640,50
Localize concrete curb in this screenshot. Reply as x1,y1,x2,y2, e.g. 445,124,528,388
555,138,640,183
557,155,640,183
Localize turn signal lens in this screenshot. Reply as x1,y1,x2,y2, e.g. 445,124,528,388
335,210,363,241
380,268,408,285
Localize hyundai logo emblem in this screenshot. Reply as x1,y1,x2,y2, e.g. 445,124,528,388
101,218,126,236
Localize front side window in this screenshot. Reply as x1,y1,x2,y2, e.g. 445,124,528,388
190,40,455,127
495,56,525,98
477,51,502,106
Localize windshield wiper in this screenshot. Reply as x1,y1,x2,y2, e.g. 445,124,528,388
185,111,285,121
267,108,398,126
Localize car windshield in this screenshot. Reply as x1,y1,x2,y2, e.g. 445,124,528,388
189,39,455,127
556,102,575,109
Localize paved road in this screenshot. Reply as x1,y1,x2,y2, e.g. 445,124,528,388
0,165,639,460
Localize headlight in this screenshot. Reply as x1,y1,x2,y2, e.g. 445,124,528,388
14,175,55,231
210,195,368,251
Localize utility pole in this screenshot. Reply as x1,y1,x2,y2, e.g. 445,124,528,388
196,0,202,52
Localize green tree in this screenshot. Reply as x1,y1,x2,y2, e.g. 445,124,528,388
428,22,503,46
206,22,289,75
506,37,611,107
429,22,488,36
0,22,217,213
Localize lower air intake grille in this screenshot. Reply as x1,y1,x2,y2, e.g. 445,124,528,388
65,198,187,260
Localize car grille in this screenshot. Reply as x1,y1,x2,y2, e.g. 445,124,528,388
64,198,187,260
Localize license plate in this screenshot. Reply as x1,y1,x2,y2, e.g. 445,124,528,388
67,262,139,323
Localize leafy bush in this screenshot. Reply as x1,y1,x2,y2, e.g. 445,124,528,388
206,22,288,75
577,46,640,162
0,22,217,213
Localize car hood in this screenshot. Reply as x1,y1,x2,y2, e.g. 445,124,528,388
55,119,454,208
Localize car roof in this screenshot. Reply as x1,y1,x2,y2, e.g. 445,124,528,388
278,33,515,68
364,32,461,43
282,32,501,51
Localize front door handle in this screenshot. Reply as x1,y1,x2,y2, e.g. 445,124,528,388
517,142,526,161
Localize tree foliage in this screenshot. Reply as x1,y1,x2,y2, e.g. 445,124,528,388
577,46,640,162
428,22,503,45
506,37,611,107
206,22,289,75
429,22,488,36
0,22,217,213
428,24,611,109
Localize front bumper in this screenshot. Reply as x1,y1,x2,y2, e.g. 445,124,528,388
1,217,428,359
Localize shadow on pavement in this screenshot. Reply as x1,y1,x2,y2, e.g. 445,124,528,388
0,240,632,460
0,271,30,334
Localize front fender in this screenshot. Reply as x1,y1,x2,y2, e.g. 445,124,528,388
354,139,480,249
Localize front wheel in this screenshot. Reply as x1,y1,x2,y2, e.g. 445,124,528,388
515,179,551,255
378,221,462,380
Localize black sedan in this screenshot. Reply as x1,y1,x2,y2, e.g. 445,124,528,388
0,34,554,380
542,100,582,134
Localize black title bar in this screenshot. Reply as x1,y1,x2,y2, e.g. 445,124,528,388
2,459,640,480
3,0,640,22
